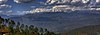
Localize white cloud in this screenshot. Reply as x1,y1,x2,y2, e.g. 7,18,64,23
46,0,82,4
96,0,100,3
0,0,100,16
0,11,2,12
46,0,72,4
0,6,98,16
14,0,21,3
62,0,72,3
14,0,33,3
71,0,81,3
46,0,90,5
46,0,58,4
0,4,12,9
82,0,90,3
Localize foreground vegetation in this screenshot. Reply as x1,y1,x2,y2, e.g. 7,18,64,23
0,16,56,35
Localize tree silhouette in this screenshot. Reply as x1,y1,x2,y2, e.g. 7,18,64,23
0,16,4,24
40,28,44,35
0,16,57,35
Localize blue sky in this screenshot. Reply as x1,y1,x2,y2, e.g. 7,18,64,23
0,0,100,16
0,0,48,15
4,0,45,11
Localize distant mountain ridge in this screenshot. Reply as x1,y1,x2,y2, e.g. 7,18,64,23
8,10,100,33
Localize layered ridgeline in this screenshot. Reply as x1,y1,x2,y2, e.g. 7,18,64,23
8,10,100,33
0,16,56,35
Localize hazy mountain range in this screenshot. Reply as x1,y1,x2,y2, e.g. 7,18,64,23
3,10,99,33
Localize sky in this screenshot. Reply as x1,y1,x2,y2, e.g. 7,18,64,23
0,0,100,16
0,0,47,15
1,0,45,11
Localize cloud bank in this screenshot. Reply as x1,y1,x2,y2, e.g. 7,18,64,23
0,4,12,9
0,0,100,16
14,0,33,3
46,0,100,5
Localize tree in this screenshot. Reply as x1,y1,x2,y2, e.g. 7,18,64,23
17,22,20,27
20,24,25,35
16,22,20,34
5,19,9,23
0,16,4,29
25,25,29,35
39,28,44,35
20,24,25,30
29,25,34,31
7,19,16,35
0,16,4,24
44,31,50,35
45,29,48,32
8,19,15,27
0,16,3,29
34,27,39,32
